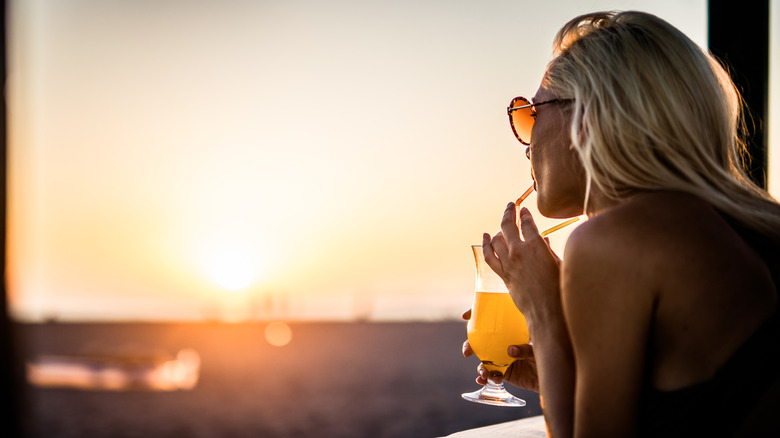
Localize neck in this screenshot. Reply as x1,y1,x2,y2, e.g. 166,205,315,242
584,186,620,217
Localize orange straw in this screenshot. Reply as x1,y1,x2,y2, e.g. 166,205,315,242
515,184,535,206
541,217,580,237
513,183,580,237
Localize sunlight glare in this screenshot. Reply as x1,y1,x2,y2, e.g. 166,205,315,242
207,247,260,292
264,321,293,347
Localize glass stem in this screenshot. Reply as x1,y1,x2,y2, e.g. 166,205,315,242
480,374,508,400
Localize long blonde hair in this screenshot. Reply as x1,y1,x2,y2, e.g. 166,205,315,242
544,11,780,241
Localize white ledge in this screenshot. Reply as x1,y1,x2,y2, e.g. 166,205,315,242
440,415,547,437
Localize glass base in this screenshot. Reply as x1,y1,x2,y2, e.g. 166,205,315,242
461,382,526,407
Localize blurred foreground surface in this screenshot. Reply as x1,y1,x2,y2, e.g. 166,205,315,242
16,321,541,438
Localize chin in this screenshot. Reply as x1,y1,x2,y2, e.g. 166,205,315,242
537,197,581,219
538,208,573,219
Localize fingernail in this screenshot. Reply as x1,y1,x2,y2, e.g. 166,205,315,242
508,345,520,356
507,202,515,208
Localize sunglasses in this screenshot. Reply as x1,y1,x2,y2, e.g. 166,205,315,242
507,96,573,145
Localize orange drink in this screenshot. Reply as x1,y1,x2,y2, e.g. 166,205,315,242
462,245,528,407
467,291,529,373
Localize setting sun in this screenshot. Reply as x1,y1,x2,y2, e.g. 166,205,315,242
197,233,270,293
207,249,255,292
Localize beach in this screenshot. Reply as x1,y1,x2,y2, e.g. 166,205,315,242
16,321,541,437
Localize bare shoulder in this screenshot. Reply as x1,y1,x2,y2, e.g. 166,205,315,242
563,191,726,273
559,191,740,319
560,191,777,413
560,191,775,366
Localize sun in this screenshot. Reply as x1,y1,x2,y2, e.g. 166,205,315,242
206,247,260,292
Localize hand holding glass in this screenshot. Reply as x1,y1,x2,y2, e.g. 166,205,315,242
462,245,530,407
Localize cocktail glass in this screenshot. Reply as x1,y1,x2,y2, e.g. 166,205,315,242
461,245,529,407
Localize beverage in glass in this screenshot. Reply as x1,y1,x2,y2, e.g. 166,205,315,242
462,245,529,407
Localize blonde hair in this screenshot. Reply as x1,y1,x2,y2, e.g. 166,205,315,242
544,11,780,241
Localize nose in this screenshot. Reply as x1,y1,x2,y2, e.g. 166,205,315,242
525,147,531,160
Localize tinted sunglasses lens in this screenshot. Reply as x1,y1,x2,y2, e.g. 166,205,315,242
510,97,534,144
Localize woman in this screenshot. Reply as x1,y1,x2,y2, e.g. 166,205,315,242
464,11,780,437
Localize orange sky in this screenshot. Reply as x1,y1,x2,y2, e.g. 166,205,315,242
7,0,764,322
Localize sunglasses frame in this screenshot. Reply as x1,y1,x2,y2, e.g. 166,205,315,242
507,96,574,145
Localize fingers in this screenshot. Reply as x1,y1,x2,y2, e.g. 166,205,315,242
484,232,506,259
508,343,534,359
482,233,506,278
463,310,473,357
462,340,473,357
477,364,504,385
493,204,543,250
488,370,504,384
476,364,487,385
462,308,474,358
500,202,521,244
477,364,486,381
484,204,542,276
475,364,503,385
518,207,540,241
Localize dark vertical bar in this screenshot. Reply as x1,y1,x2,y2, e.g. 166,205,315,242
708,0,770,189
0,0,21,436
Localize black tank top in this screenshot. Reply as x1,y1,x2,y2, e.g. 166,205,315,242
639,216,780,436
638,309,780,437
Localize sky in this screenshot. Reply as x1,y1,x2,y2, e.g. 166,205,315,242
7,0,772,322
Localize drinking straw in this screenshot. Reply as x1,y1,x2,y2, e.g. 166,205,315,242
513,182,580,237
515,184,535,206
541,217,580,237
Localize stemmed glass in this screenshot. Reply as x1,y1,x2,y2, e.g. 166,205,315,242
461,245,530,407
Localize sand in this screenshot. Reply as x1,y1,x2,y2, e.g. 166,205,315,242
16,321,541,438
